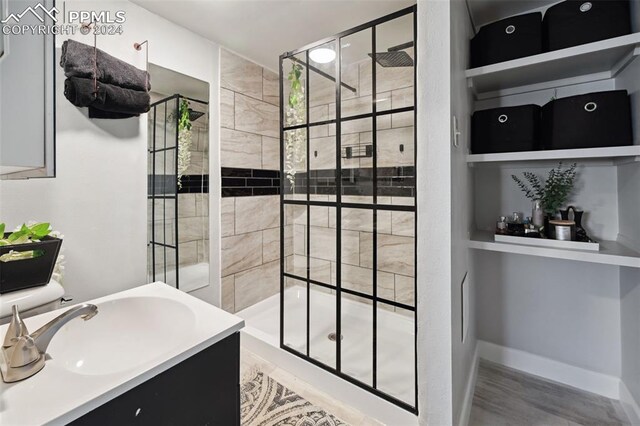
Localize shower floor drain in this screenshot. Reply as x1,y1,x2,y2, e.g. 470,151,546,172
328,333,343,341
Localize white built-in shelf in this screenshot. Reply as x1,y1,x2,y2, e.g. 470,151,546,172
466,33,640,99
469,230,640,268
467,145,640,164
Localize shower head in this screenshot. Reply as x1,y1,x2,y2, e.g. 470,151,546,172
188,109,205,122
368,41,414,67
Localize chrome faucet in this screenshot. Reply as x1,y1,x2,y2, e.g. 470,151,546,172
0,304,98,383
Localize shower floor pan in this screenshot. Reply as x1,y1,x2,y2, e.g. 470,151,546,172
237,285,417,424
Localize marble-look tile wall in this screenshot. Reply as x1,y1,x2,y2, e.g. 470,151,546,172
220,49,281,313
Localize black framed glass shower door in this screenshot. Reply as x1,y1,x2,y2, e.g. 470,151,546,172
279,5,417,413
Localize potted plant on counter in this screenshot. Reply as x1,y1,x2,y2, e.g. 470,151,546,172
0,222,63,294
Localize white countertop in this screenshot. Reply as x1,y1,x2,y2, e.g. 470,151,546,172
0,282,244,426
0,281,65,319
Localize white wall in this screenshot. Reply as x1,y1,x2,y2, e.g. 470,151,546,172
621,267,640,417
417,0,454,424
0,1,220,305
449,0,477,425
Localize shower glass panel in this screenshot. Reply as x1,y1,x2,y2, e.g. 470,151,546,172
148,94,210,291
280,6,417,413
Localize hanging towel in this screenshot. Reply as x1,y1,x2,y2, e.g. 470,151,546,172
88,108,136,120
64,77,150,116
60,39,151,92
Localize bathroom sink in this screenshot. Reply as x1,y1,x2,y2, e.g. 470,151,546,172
47,296,196,375
0,282,244,425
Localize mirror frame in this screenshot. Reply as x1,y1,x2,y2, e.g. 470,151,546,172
0,0,8,63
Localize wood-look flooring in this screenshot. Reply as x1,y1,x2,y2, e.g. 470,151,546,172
470,360,630,426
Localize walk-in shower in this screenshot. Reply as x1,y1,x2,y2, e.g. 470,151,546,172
279,6,417,412
147,92,210,293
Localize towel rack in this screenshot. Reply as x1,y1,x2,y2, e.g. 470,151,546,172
134,40,149,92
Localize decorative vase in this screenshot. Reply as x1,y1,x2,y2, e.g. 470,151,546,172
561,206,587,241
532,200,544,228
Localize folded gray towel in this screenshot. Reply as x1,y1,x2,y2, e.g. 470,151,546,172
64,77,150,116
61,39,151,92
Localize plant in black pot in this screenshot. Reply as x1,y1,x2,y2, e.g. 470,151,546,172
0,222,63,294
511,162,578,238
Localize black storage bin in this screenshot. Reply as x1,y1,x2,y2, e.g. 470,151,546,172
541,90,633,150
0,234,62,294
472,105,542,154
470,12,543,68
543,0,631,51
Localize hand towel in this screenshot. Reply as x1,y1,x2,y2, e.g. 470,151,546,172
60,39,151,92
64,77,150,116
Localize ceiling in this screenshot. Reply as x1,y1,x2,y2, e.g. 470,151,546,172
131,0,415,72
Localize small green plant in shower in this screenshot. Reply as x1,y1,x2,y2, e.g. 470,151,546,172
177,98,193,189
284,63,306,188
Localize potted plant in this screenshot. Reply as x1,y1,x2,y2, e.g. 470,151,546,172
0,222,63,294
511,162,578,237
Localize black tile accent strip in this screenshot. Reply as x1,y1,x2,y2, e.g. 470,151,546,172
221,168,281,198
284,166,415,198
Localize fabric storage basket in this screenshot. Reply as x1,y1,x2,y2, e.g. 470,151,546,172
0,234,62,294
541,90,633,150
472,105,542,154
543,0,631,51
470,12,543,68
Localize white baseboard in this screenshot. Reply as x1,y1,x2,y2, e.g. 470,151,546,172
478,340,620,399
620,381,640,425
459,343,479,426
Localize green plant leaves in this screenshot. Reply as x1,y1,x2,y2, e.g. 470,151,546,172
0,222,52,246
512,162,578,213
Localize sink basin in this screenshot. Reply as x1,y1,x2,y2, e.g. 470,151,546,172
47,296,196,376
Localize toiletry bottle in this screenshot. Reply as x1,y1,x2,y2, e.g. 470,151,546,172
496,216,507,235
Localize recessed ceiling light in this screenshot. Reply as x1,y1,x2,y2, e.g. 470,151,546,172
309,47,336,64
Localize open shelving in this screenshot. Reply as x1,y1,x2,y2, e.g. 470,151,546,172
467,145,640,164
466,32,640,99
469,230,640,268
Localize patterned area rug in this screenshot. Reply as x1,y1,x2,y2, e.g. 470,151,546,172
241,370,348,426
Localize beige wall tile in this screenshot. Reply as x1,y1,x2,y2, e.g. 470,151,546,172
309,257,331,284
221,197,235,237
220,88,235,129
391,86,414,109
197,239,209,264
179,216,208,243
309,104,329,123
195,194,209,217
309,71,336,108
221,49,263,100
262,136,279,170
395,274,415,307
309,226,336,262
178,194,196,218
221,128,262,169
378,234,414,276
235,195,279,234
234,260,279,311
285,254,306,277
263,69,279,106
359,232,372,268
391,110,414,129
221,275,235,313
186,151,209,175
235,93,279,138
310,136,336,170
377,126,414,168
392,211,415,237
262,227,280,263
221,231,262,276
179,240,198,266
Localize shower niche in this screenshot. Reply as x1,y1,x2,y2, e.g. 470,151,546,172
147,65,210,293
280,6,417,412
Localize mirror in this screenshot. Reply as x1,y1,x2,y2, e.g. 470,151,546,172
0,0,7,62
0,0,56,179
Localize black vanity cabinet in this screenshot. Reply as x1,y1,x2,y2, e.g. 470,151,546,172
69,333,240,426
